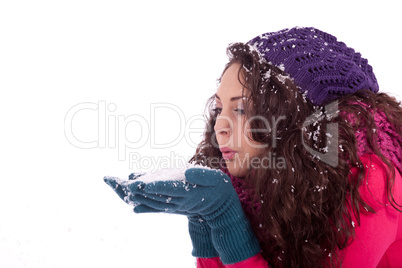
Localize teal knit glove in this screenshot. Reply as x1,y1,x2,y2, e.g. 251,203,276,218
106,172,218,258
188,216,219,258
104,168,261,264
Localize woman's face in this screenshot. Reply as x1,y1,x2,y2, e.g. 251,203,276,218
214,62,265,177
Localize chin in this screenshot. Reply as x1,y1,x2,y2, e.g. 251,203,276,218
225,162,248,178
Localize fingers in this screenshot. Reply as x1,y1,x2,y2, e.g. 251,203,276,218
133,204,164,213
104,177,147,204
185,168,229,186
131,194,180,212
104,176,120,188
104,176,128,201
129,192,184,205
141,180,191,196
129,172,146,180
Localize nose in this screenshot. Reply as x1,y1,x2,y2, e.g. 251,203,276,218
214,114,232,140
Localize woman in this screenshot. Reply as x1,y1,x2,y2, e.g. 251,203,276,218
105,27,402,267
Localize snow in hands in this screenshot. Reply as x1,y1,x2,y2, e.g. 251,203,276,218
134,163,212,183
103,163,217,207
104,163,211,184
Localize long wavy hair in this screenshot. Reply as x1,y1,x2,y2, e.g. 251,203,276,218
190,42,402,267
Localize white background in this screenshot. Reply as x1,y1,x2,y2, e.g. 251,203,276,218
0,1,401,267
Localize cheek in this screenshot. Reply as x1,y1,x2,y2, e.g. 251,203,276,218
242,119,267,151
239,129,257,150
241,135,266,158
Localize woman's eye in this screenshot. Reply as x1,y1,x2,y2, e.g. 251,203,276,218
212,107,245,116
213,107,222,115
234,108,245,115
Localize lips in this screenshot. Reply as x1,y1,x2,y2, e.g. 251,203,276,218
220,147,236,160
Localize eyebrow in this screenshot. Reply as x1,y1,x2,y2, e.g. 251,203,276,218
214,94,245,102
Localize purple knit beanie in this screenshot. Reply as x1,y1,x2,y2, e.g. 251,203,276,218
247,27,379,106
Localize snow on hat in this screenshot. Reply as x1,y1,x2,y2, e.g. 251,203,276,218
247,27,379,106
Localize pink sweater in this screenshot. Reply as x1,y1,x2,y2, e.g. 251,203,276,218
197,154,402,267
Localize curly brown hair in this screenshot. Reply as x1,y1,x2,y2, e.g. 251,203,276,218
190,43,402,267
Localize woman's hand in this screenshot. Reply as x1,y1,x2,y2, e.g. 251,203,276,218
105,168,233,217
104,168,261,264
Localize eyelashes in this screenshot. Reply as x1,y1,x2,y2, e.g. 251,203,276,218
212,107,222,115
212,107,245,116
234,108,245,115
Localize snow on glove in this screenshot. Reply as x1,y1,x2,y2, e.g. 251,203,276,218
104,171,218,258
104,168,261,264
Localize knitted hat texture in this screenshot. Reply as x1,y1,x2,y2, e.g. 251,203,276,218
247,27,379,105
